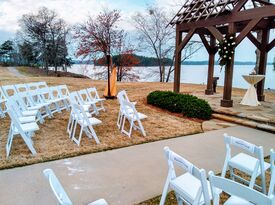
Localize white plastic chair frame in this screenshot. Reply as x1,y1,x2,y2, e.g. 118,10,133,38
86,87,105,112
50,86,70,111
78,89,98,115
269,149,275,197
43,169,108,205
221,133,269,194
0,87,7,118
160,147,211,205
22,91,53,118
117,90,135,129
14,93,45,124
38,87,62,114
6,101,39,157
7,97,36,124
209,171,275,205
120,99,146,137
70,103,101,145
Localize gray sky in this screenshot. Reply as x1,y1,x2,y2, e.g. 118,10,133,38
0,0,274,62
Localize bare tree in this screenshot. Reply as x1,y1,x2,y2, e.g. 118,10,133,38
18,7,69,73
132,6,202,82
132,7,174,82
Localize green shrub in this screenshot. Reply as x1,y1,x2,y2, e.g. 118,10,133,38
147,91,212,120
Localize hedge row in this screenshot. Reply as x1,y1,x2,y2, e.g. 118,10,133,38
147,91,212,120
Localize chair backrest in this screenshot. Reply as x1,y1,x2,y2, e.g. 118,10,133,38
69,92,80,105
6,97,23,118
49,86,60,99
43,169,73,205
209,171,274,205
121,99,137,117
58,85,70,97
164,146,211,204
87,87,100,100
14,84,28,93
38,87,51,101
71,103,90,123
2,85,17,97
269,149,275,197
78,89,92,103
27,82,47,91
117,90,130,105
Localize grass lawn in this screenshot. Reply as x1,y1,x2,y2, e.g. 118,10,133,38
0,67,202,169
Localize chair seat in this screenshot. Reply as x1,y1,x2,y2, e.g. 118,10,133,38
78,117,102,126
72,112,92,119
19,116,36,123
229,153,270,175
224,196,253,205
22,110,38,116
170,172,212,204
128,112,147,121
15,122,39,133
87,198,108,205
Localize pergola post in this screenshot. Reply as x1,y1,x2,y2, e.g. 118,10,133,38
257,29,270,101
205,35,216,95
174,27,182,93
221,24,235,107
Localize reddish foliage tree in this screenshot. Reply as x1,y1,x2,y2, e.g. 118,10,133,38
74,9,123,62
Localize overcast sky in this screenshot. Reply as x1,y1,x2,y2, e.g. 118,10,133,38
0,0,274,62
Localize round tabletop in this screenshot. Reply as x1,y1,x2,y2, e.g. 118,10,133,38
242,75,265,85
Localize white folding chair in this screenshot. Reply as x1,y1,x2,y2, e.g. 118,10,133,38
78,89,98,115
86,87,105,112
49,86,70,111
117,90,136,129
0,87,7,118
7,97,36,124
1,84,17,98
14,83,29,93
269,149,275,197
70,103,101,146
120,99,147,137
58,85,71,106
14,93,45,123
67,92,91,138
221,133,270,194
6,101,39,157
209,171,275,205
38,87,62,114
160,147,212,205
43,169,108,205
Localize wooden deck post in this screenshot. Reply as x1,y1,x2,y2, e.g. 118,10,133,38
257,29,270,101
174,28,182,93
205,35,216,95
221,24,235,107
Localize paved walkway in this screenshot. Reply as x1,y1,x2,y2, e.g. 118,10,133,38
0,126,274,205
6,67,26,78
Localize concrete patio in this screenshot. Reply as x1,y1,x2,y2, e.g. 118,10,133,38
0,126,274,205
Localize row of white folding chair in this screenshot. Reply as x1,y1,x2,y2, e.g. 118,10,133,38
160,147,275,205
68,92,102,145
5,100,39,157
221,133,270,194
1,81,48,98
43,169,108,205
117,90,147,137
0,87,7,118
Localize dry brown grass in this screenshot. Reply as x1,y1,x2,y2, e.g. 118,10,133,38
0,67,202,170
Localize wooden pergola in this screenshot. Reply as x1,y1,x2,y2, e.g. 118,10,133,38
170,0,275,107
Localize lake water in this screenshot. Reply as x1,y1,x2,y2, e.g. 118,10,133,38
67,64,275,89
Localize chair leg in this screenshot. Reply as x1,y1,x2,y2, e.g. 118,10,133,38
159,176,170,205
137,120,146,136
117,111,121,128
87,125,100,144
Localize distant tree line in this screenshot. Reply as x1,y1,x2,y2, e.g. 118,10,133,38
0,7,72,73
